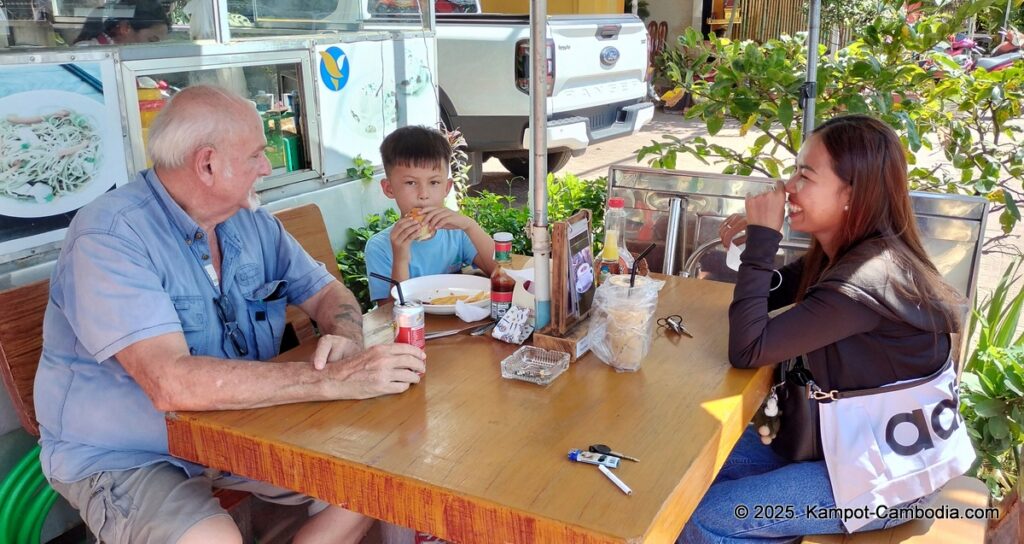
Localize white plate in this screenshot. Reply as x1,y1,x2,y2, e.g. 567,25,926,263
390,274,491,315
0,90,118,218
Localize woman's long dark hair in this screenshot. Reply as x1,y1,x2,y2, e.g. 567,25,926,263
795,115,963,330
74,0,169,44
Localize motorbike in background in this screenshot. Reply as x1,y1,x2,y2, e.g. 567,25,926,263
923,33,982,77
940,33,982,71
976,27,1023,72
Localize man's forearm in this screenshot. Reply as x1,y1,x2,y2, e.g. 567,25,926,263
158,356,337,410
313,282,364,344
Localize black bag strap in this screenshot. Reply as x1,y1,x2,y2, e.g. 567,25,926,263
800,356,953,402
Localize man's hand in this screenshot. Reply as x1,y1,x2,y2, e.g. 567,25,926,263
421,206,472,231
745,179,786,233
311,334,363,370
328,343,427,399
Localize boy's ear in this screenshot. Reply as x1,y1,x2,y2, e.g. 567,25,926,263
445,178,454,193
380,178,395,199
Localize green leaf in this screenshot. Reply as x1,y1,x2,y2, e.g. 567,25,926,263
1012,405,1024,427
707,114,725,136
974,399,1007,418
1000,209,1017,234
987,417,1010,440
778,98,793,130
1003,190,1021,221
960,373,981,393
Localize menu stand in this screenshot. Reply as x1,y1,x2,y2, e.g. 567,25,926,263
533,210,595,363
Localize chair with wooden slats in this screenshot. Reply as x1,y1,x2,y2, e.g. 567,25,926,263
273,203,343,347
0,280,49,439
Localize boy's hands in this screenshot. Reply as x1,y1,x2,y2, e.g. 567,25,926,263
420,206,474,231
390,217,423,262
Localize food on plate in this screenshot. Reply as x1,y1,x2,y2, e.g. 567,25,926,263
406,207,433,241
425,290,489,305
0,109,101,203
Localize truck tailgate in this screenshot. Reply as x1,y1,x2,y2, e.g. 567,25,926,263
548,15,648,113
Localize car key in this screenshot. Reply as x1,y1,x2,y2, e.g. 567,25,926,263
589,444,639,463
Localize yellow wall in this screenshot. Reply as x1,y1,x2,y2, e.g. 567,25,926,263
480,0,625,15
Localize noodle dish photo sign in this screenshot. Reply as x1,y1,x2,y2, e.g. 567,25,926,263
0,57,125,258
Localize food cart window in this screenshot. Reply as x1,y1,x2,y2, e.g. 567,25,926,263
130,59,314,190
0,1,189,48
225,0,426,37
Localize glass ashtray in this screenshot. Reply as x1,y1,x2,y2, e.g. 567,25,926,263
500,346,570,386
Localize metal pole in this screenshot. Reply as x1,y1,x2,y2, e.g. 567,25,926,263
662,197,683,275
530,0,551,329
726,0,740,40
801,0,821,142
631,0,638,16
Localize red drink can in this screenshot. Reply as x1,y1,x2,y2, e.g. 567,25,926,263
393,302,425,350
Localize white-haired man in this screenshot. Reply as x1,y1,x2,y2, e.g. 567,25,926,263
34,85,425,543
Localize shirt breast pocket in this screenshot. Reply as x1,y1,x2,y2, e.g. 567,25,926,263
172,296,208,354
172,296,207,331
244,280,289,359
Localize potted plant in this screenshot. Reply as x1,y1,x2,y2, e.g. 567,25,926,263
960,258,1024,543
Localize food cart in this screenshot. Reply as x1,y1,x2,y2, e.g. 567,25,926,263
0,2,438,539
0,0,439,282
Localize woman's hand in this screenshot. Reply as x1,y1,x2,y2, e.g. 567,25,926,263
719,213,748,248
745,179,786,233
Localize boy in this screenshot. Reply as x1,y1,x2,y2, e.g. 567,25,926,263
365,126,496,305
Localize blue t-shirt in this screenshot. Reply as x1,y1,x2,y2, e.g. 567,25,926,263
35,169,334,483
365,225,478,301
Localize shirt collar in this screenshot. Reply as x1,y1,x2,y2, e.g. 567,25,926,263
142,169,243,249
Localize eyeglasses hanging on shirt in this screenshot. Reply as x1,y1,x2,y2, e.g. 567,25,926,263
213,294,249,357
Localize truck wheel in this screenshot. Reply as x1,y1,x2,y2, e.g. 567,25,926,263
498,151,572,179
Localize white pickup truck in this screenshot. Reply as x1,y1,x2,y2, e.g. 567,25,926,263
372,0,655,177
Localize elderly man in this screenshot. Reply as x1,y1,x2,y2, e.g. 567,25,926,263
34,85,425,544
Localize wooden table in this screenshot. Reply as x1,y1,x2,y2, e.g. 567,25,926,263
166,276,772,543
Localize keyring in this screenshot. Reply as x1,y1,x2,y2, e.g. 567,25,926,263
657,315,694,338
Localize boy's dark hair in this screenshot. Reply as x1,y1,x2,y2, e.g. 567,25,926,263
380,126,452,177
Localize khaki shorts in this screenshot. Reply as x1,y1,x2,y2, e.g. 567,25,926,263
49,462,328,544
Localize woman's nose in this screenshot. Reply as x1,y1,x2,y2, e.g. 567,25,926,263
784,177,801,194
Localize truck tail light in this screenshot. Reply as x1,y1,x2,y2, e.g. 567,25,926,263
514,39,555,96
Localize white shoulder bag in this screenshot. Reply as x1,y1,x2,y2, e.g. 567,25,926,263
811,356,975,532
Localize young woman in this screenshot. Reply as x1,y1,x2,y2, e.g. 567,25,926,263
679,115,969,543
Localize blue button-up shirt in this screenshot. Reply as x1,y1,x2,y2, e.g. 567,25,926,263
35,170,334,483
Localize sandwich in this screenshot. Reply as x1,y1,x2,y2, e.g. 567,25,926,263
407,208,433,241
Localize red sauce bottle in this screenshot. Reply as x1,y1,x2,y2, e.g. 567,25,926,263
490,232,516,320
